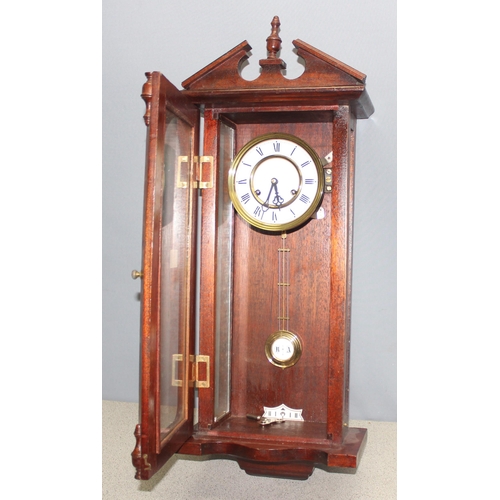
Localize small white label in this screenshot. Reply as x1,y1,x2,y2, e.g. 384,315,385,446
311,206,325,219
263,403,304,421
271,337,294,362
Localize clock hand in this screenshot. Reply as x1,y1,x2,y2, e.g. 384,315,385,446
261,185,274,211
262,178,278,211
272,181,284,207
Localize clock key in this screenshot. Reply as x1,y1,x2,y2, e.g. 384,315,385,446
259,417,286,426
246,414,262,421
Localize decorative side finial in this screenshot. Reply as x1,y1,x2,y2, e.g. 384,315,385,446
266,16,282,59
132,424,143,479
141,72,153,126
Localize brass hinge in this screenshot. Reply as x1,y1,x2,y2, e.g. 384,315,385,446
172,354,210,388
172,354,183,387
195,156,214,189
142,454,152,471
176,156,190,188
194,355,210,388
176,155,214,189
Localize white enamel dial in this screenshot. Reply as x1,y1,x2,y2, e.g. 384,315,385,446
228,133,324,231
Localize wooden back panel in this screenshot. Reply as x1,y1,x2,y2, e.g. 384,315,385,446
230,120,334,423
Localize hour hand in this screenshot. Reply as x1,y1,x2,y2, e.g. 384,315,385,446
261,183,274,211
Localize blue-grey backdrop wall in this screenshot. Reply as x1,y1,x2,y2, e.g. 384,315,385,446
102,0,396,421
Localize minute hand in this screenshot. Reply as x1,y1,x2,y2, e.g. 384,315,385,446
261,181,275,211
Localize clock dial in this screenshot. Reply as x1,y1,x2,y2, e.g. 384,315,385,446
228,133,324,231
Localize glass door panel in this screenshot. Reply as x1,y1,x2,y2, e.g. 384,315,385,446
135,72,198,477
159,111,195,441
214,121,235,421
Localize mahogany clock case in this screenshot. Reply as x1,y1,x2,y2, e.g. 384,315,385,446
130,15,376,482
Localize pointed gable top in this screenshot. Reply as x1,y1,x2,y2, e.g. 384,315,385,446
181,17,373,118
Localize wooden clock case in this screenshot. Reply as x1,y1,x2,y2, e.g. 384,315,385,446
132,17,374,481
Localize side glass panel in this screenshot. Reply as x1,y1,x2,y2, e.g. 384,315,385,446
214,121,234,421
159,112,194,440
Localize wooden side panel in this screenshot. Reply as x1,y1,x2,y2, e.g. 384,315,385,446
197,110,219,429
327,105,353,442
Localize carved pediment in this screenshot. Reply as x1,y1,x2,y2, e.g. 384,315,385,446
181,16,373,117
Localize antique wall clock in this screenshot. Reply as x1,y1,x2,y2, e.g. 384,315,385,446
131,16,374,480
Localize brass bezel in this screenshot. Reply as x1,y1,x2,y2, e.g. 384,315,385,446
264,330,303,369
228,133,324,232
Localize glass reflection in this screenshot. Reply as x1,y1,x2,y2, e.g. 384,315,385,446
159,113,193,437
214,122,234,421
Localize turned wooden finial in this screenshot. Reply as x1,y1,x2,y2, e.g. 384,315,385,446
141,72,153,126
266,16,282,59
132,424,142,479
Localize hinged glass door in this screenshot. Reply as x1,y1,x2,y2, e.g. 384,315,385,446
133,72,199,479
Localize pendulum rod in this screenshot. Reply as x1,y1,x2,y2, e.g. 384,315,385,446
277,232,290,332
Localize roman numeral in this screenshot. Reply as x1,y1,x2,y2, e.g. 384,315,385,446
301,160,311,168
273,141,280,152
256,147,264,156
254,206,263,218
241,193,251,204
290,146,297,156
299,194,310,204
272,212,278,222
237,179,248,184
304,178,315,184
